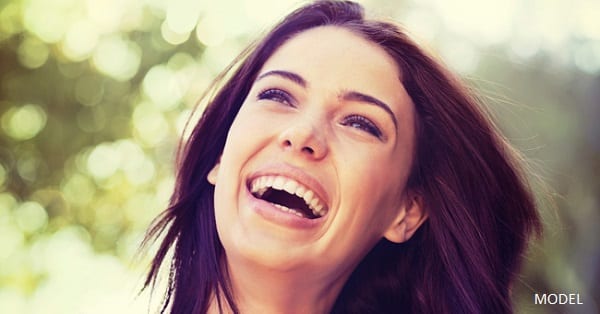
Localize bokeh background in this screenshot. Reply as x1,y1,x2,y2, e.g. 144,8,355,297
0,0,598,313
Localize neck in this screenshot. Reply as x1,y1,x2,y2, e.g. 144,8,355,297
208,257,347,314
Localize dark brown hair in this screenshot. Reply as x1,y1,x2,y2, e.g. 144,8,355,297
142,1,541,313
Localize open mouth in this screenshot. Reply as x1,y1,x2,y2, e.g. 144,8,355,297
249,175,328,219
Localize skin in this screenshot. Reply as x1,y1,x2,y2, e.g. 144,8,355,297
207,26,427,314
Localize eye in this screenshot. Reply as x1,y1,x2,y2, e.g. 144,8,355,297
341,115,383,138
257,88,294,107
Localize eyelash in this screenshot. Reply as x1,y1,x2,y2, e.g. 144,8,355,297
341,115,383,138
257,88,294,106
257,88,383,139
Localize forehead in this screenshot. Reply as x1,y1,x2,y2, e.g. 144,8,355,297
261,26,402,86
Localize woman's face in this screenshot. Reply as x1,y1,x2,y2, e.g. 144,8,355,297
209,26,420,281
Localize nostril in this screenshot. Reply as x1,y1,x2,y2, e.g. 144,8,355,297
280,133,322,157
302,147,314,154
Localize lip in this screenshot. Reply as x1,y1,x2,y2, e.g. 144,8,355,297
247,163,330,208
244,163,330,229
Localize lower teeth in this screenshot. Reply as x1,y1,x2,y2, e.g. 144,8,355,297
273,203,305,218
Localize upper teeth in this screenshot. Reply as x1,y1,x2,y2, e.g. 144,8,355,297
250,175,327,217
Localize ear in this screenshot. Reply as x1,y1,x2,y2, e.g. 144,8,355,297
383,192,427,243
207,159,220,185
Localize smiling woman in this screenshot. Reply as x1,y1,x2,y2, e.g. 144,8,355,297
141,1,541,313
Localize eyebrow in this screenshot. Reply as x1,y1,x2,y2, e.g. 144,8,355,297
256,70,307,87
341,91,398,131
256,69,398,130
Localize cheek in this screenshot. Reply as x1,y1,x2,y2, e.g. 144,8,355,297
338,144,408,188
336,145,410,217
225,106,280,151
219,109,265,166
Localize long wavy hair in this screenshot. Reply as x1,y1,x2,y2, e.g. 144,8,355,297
141,1,541,313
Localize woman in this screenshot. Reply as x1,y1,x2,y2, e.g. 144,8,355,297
142,1,541,313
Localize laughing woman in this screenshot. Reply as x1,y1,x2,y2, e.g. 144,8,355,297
142,1,541,313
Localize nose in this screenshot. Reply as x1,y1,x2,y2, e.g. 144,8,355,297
278,118,328,160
